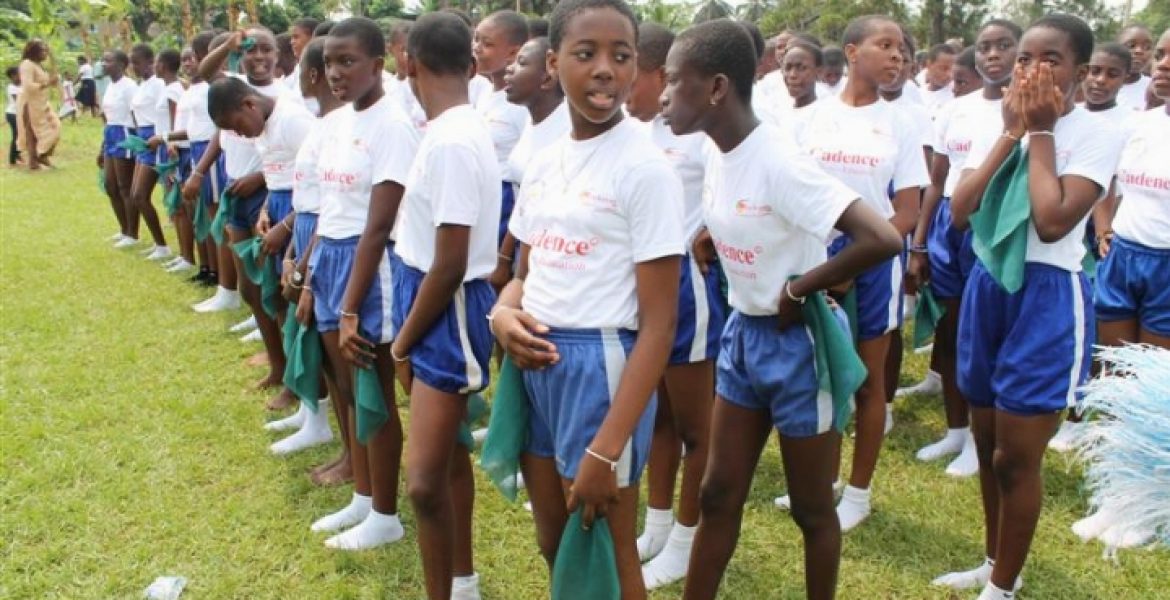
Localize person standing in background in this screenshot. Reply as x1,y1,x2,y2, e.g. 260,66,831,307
75,56,98,117
16,39,61,171
6,66,21,166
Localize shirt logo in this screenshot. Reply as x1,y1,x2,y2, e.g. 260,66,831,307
529,229,600,256
1117,169,1170,191
811,148,883,168
713,238,762,265
734,199,773,217
320,169,358,187
578,190,619,212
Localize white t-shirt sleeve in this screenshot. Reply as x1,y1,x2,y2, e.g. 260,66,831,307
775,150,857,242
618,161,685,262
427,143,485,227
510,178,533,244
893,111,931,191
165,82,183,104
280,107,315,156
368,119,416,187
1061,127,1123,193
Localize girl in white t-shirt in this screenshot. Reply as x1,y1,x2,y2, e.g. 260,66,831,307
789,15,931,533
1118,25,1154,112
153,44,204,275
142,50,189,267
491,2,684,596
938,16,1125,599
659,19,902,600
906,19,1021,477
128,44,171,260
98,50,138,246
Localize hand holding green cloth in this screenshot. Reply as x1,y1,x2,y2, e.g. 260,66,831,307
551,510,621,600
115,134,149,154
230,237,279,318
283,321,322,412
457,393,489,451
192,193,211,242
913,286,946,349
479,356,530,502
226,37,257,73
353,364,389,445
970,143,1030,293
154,159,182,217
799,287,867,433
210,190,235,245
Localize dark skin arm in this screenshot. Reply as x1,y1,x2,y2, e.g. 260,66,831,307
491,243,561,370
779,200,904,328
907,152,952,293
1092,180,1118,257
295,234,319,326
339,181,407,367
489,231,517,291
198,31,245,82
182,133,221,203
952,66,1029,229
226,171,265,199
889,185,921,237
569,256,680,527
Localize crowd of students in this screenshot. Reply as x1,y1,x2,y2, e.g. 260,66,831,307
82,2,1168,598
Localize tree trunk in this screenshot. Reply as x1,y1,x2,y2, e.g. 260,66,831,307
182,0,194,42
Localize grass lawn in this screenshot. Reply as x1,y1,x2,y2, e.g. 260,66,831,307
1,119,1166,599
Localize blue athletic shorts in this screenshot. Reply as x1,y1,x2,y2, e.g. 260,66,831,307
524,328,654,488
189,140,226,208
958,261,1093,416
226,180,267,231
134,125,156,166
293,212,317,260
102,125,134,159
390,254,495,395
1095,236,1170,337
670,253,726,365
928,198,976,299
266,189,293,272
716,311,849,438
829,235,904,340
175,147,192,181
499,180,515,247
309,236,395,343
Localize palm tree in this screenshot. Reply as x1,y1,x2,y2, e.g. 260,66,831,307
692,0,732,24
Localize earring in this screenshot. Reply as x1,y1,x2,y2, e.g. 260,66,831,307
710,97,717,106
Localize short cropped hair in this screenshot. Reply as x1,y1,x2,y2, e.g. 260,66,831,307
408,12,473,76
331,17,386,59
674,19,756,102
637,22,675,71
1029,13,1094,65
207,76,255,122
549,0,638,51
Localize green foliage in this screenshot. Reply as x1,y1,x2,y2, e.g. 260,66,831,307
364,0,404,20
634,0,693,30
1002,0,1121,39
760,0,910,44
914,0,990,46
1131,0,1170,33
693,0,733,24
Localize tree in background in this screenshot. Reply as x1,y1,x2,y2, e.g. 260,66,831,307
1132,0,1169,33
693,0,733,24
915,0,990,46
759,0,910,43
635,0,693,29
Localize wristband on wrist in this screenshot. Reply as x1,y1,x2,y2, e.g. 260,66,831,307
585,448,618,472
785,281,806,305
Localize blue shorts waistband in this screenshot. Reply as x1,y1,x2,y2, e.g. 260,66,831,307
1112,235,1170,256
540,327,637,345
317,236,360,248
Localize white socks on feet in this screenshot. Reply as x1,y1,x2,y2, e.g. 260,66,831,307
264,402,307,432
895,370,942,397
1047,420,1085,452
885,404,894,435
775,480,842,510
192,287,240,313
977,581,1015,600
311,493,371,533
945,431,979,477
916,427,967,461
836,485,871,532
229,315,258,333
637,508,673,561
240,328,263,343
933,558,1023,591
271,400,332,456
113,236,139,248
642,522,696,590
325,509,404,550
451,573,482,600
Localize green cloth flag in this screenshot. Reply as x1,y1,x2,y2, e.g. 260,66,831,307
840,287,860,343
479,357,530,502
231,237,279,318
193,192,211,242
162,182,182,218
457,392,489,451
116,134,149,154
283,321,322,412
354,365,389,445
800,287,867,433
1081,241,1097,281
970,143,1030,293
913,287,946,350
551,510,621,600
226,37,256,72
210,190,234,245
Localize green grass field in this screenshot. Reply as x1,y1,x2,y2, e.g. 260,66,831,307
1,119,1166,599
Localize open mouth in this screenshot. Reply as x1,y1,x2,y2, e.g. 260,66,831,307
585,90,617,111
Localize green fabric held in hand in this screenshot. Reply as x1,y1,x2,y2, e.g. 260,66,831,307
970,143,1030,293
479,356,529,502
226,37,256,72
1081,241,1097,281
457,392,489,451
551,510,621,600
283,321,322,412
231,237,279,318
799,285,867,434
192,193,210,242
162,182,182,218
913,286,946,349
115,134,149,154
841,287,860,343
210,190,234,245
353,365,388,445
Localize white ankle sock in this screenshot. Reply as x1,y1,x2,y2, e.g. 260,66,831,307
264,402,309,432
916,427,967,461
945,432,980,477
311,493,371,533
836,485,871,532
325,509,404,550
642,522,697,589
451,572,482,600
933,557,993,589
637,508,673,561
884,404,894,434
775,479,841,510
270,402,332,456
977,581,1015,600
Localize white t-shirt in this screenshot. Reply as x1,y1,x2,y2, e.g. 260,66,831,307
101,76,137,126
6,83,19,115
1112,109,1170,248
152,80,185,138
315,95,419,239
967,106,1124,271
219,77,284,180
1117,75,1150,113
900,81,925,105
131,75,166,127
469,74,493,109
174,81,216,143
936,93,1002,196
791,97,930,219
885,92,935,150
254,94,315,191
396,105,501,280
79,63,94,80
476,88,530,181
507,101,571,185
386,76,427,130
647,114,712,242
753,71,792,124
292,118,325,214
511,117,685,330
704,124,858,316
818,77,847,99
1083,104,1140,141
922,83,955,119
